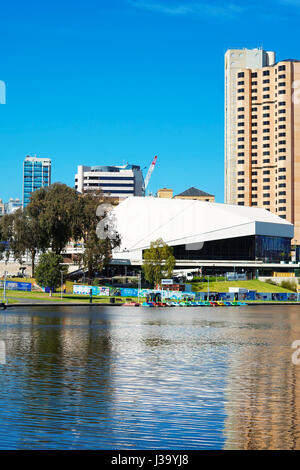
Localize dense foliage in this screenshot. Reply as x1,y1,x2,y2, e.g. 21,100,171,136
0,184,119,280
35,252,68,293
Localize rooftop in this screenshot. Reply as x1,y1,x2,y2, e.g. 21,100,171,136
175,187,214,198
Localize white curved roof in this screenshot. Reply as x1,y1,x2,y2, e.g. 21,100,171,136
112,197,293,259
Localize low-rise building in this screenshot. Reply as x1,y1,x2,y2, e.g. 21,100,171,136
110,196,294,275
5,198,22,214
0,199,5,217
174,187,215,202
157,187,215,202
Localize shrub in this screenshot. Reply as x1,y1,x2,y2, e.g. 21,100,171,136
264,279,278,286
280,280,298,292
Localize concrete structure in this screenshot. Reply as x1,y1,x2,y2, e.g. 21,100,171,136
5,198,22,214
174,187,215,202
111,197,294,272
227,54,300,245
225,48,276,205
23,156,51,207
75,164,144,198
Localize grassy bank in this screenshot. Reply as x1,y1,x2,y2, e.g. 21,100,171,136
190,279,295,293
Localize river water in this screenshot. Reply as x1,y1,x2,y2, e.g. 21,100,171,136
0,305,300,450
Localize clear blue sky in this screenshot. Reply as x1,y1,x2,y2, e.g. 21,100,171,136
0,0,300,202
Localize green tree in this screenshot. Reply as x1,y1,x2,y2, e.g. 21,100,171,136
26,183,82,254
0,208,49,276
78,196,120,281
142,238,176,286
35,252,68,295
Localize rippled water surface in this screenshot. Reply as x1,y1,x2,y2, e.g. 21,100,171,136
1,305,300,449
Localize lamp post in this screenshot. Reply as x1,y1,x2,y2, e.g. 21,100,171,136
138,271,142,304
207,274,210,300
60,271,63,300
3,270,7,305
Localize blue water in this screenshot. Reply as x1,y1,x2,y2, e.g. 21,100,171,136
0,305,300,449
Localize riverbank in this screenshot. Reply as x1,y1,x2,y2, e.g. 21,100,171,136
2,301,300,308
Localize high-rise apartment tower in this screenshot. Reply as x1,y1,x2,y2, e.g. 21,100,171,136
225,48,276,204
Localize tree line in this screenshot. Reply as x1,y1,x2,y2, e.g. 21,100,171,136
0,183,120,285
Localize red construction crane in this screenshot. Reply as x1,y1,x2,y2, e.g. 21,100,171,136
144,155,157,192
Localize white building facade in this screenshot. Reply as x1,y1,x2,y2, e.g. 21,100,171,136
111,197,293,266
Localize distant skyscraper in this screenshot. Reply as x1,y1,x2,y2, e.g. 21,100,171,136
224,48,276,204
75,164,144,198
23,156,51,207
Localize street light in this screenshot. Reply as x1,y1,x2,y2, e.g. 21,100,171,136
138,271,142,304
207,274,210,300
60,271,64,300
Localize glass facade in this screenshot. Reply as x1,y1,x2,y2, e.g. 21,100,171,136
149,235,291,263
23,158,51,207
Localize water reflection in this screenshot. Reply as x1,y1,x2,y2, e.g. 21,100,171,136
0,306,299,449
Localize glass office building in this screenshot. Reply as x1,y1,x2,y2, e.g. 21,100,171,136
23,156,51,207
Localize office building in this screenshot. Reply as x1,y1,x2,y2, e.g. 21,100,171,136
23,156,51,207
226,52,300,244
225,48,276,205
75,164,144,198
